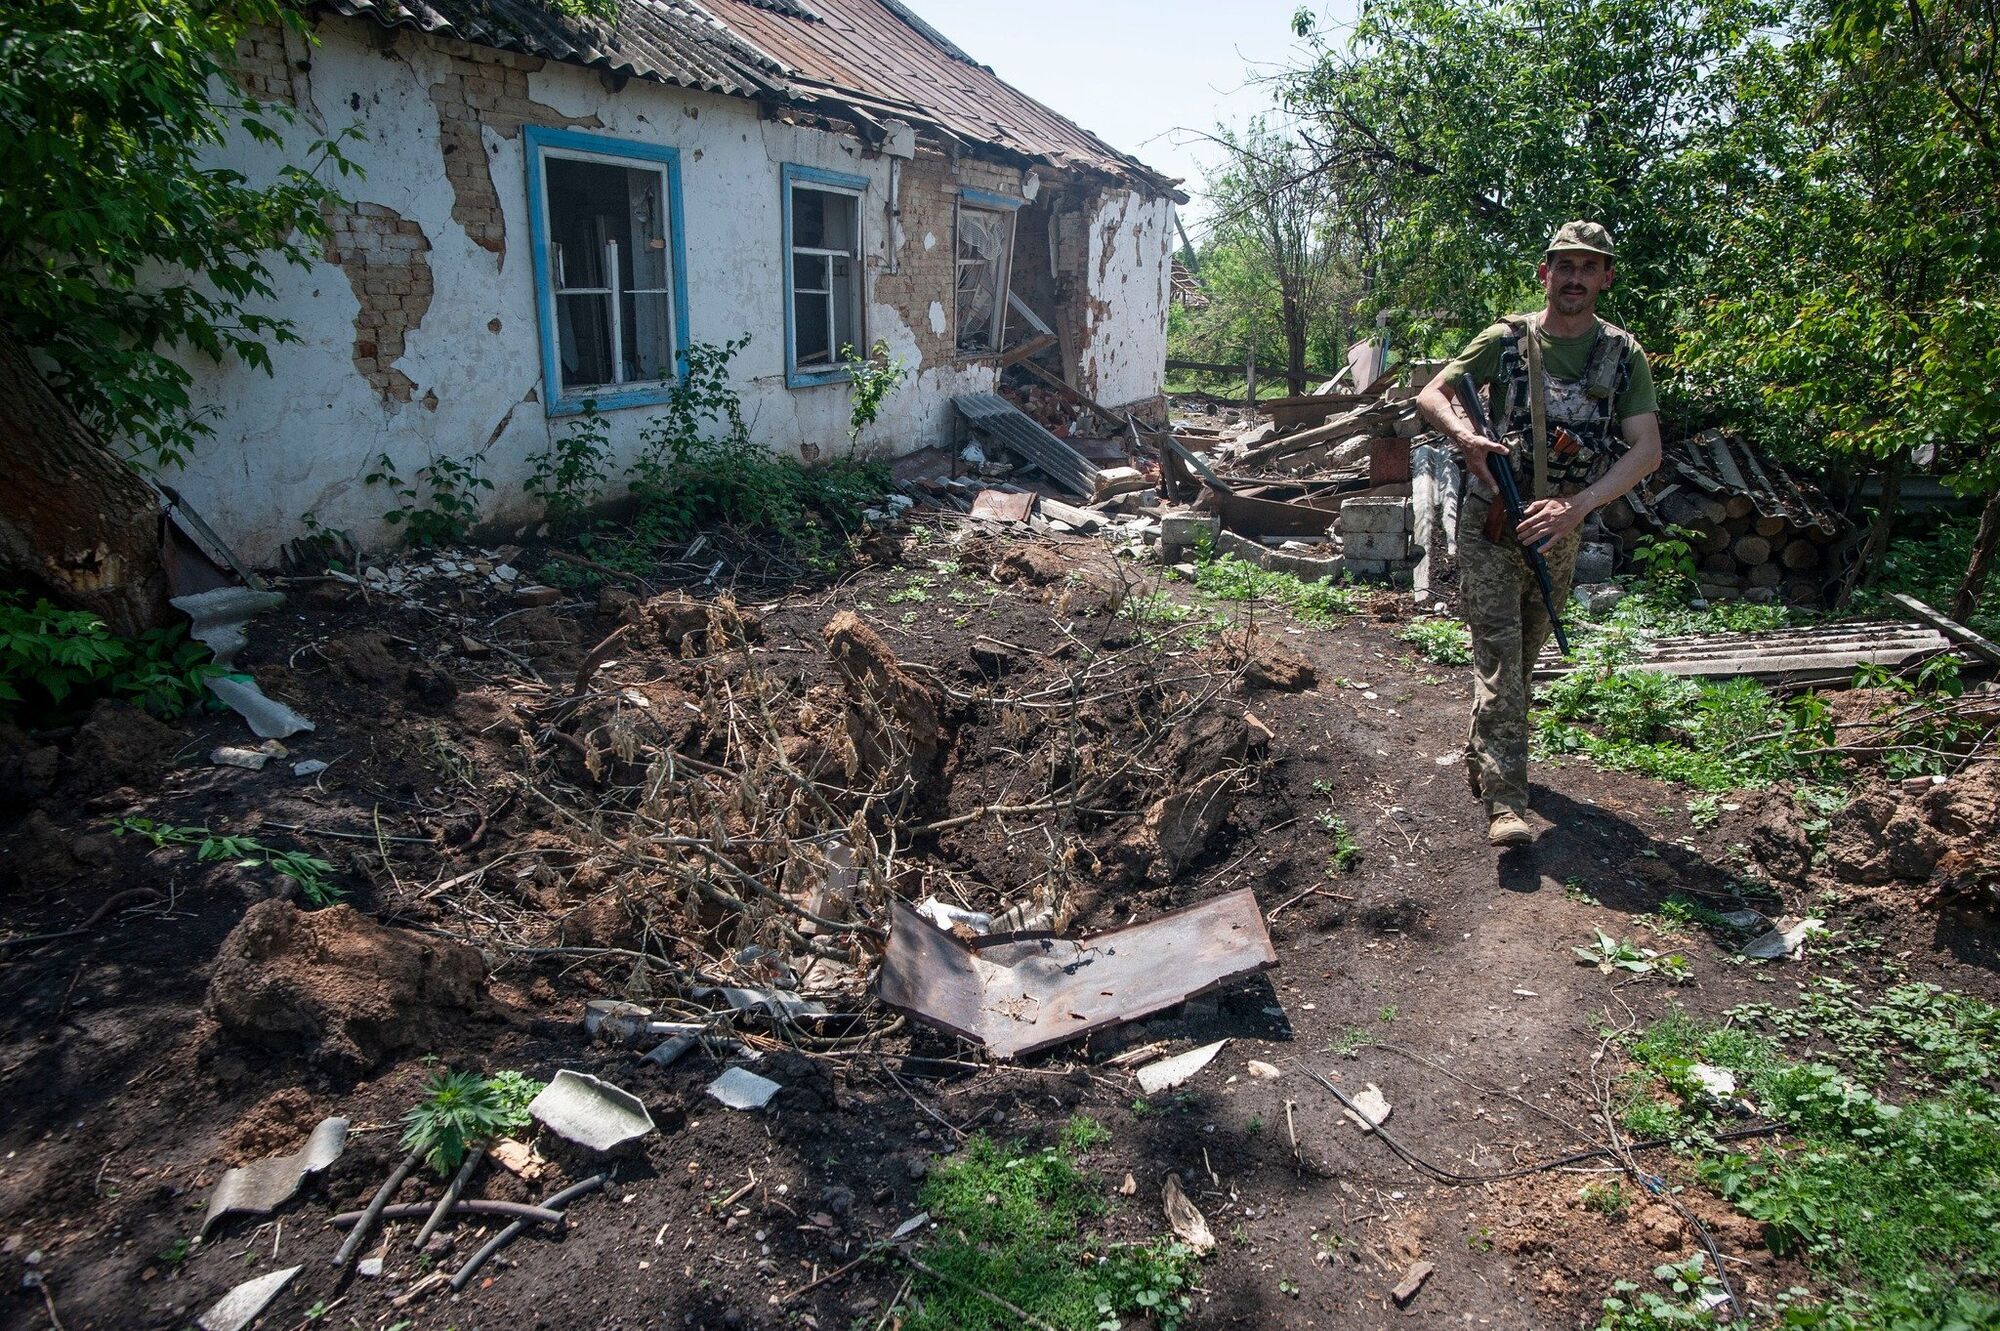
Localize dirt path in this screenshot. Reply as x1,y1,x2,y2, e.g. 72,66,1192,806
0,527,1993,1331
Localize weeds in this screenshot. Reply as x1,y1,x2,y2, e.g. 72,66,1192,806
400,1069,542,1175
0,593,219,720
1398,616,1471,664
111,818,341,905
1192,554,1361,625
524,403,611,531
366,451,493,548
907,1129,1201,1331
1618,987,2000,1329
1596,1254,1724,1330
839,339,907,451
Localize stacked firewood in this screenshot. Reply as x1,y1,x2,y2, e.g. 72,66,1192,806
1599,429,1844,607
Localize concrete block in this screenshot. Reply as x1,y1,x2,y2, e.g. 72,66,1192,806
1344,558,1390,579
1574,540,1617,586
1343,532,1410,563
1573,583,1625,615
1157,509,1219,562
1334,497,1412,537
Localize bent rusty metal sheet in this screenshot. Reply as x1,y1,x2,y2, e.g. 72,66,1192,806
874,888,1277,1059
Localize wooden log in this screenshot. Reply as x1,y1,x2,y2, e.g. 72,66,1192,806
1724,495,1756,520
1724,514,1753,538
1747,561,1783,588
1698,496,1729,525
1754,514,1787,538
1601,495,1635,531
1781,539,1820,571
1695,524,1733,555
1732,535,1773,566
1701,551,1738,575
1784,579,1824,606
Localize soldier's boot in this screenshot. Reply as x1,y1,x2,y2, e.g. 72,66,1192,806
1486,808,1533,847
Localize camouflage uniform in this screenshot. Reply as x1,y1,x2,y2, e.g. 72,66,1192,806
1453,312,1639,818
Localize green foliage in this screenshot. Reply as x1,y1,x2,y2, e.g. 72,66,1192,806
0,0,360,470
1622,986,2000,1328
1572,928,1674,976
1319,811,1361,871
365,451,494,548
620,338,885,571
1579,1180,1628,1217
0,592,220,719
1397,616,1470,664
1629,530,1699,603
1595,1255,1725,1330
399,1069,539,1176
1853,513,2000,642
838,339,906,451
1192,554,1360,625
908,1131,1202,1331
524,404,611,532
111,817,341,905
1059,1113,1111,1154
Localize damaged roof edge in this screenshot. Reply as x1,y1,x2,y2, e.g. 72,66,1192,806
315,0,1184,199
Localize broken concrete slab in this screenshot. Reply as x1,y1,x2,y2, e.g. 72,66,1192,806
206,675,315,739
970,489,1035,524
1134,1040,1228,1096
528,1070,655,1152
706,1066,782,1110
1341,1083,1393,1132
873,887,1277,1060
1742,916,1825,960
196,1265,301,1331
200,1116,348,1238
171,587,286,667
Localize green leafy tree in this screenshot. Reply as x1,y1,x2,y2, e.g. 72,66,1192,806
0,0,361,471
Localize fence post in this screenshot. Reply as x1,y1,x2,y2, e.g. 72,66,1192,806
1244,344,1257,407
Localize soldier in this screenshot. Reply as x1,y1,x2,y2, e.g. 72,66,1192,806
1415,221,1663,847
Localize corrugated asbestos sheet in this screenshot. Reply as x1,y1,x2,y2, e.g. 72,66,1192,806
324,0,786,96
322,0,1178,192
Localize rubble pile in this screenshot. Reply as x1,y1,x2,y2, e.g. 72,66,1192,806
1821,762,2000,920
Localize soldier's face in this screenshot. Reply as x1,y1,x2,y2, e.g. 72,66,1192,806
1537,252,1613,315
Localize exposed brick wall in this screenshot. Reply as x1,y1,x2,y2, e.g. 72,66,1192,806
232,20,303,107
424,38,601,261
871,151,960,365
322,202,434,406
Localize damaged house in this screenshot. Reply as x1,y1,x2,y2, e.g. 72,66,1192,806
180,0,1184,560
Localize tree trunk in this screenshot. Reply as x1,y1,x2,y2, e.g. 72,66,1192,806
1835,451,1904,610
1955,486,2000,625
0,328,171,636
1279,293,1308,396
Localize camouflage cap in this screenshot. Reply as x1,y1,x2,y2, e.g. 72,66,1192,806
1544,220,1615,259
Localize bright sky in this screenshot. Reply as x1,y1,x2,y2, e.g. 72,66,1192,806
918,1,1356,229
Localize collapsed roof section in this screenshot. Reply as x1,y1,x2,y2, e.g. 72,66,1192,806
320,0,1185,197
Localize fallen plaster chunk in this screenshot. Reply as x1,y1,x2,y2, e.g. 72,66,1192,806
1688,1063,1736,1098
292,759,329,778
171,587,285,667
210,746,271,771
488,1137,547,1181
889,1211,931,1243
1245,1060,1283,1081
528,1070,655,1152
1741,916,1825,960
1135,1040,1228,1096
1392,1259,1435,1307
1719,909,1770,932
874,887,1277,1060
1161,1173,1215,1254
201,1116,348,1238
706,1066,781,1111
356,1256,384,1278
1342,1084,1393,1132
196,1265,301,1331
207,675,314,739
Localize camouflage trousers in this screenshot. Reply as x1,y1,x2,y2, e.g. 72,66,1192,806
1456,488,1582,817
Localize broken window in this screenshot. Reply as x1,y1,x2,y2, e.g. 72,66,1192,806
783,165,866,386
526,129,685,412
954,196,1016,354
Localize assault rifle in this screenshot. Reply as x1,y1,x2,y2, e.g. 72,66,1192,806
1453,373,1571,656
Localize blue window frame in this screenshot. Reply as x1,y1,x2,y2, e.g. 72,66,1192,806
781,164,869,388
524,126,691,415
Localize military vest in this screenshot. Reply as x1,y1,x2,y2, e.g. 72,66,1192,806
1491,315,1637,497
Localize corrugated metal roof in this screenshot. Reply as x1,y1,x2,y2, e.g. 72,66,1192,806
323,0,787,99
321,0,1179,193
708,0,1180,191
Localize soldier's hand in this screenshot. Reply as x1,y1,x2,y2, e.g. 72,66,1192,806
1459,434,1509,490
1517,496,1582,550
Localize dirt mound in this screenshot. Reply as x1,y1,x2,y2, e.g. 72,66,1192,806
60,699,180,798
1226,630,1318,693
320,630,403,685
1713,787,1814,885
623,591,762,654
1823,766,2000,919
207,901,488,1077
990,546,1069,586
1111,708,1263,882
824,611,944,800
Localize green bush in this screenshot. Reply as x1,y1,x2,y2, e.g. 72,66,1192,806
1192,554,1361,625
0,592,218,720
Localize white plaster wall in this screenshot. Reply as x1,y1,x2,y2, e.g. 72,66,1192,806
168,18,1008,562
1080,191,1174,410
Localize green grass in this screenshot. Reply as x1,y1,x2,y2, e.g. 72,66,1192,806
1851,510,2000,643
1615,986,2000,1329
905,1120,1201,1331
1191,554,1361,625
1398,616,1472,664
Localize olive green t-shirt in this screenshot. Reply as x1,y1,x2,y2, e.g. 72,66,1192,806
1439,317,1658,422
